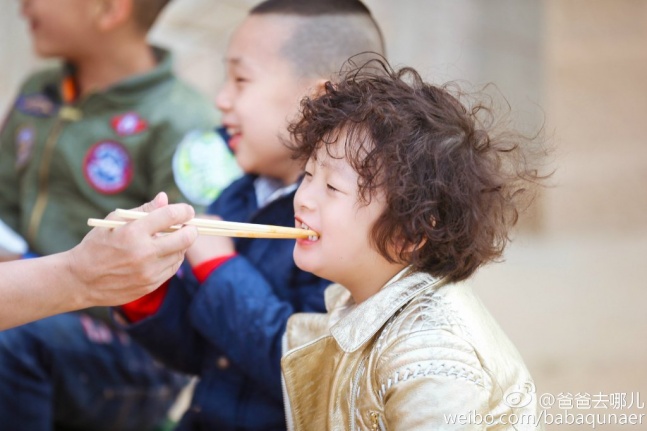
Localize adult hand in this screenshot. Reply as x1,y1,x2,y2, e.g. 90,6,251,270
67,192,198,307
184,214,236,267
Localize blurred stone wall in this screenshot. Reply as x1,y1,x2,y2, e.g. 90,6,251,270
543,0,647,236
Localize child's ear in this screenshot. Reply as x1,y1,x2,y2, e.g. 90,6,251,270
96,0,133,32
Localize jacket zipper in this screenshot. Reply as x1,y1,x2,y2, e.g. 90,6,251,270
27,106,81,245
371,412,386,431
349,357,367,431
281,333,295,431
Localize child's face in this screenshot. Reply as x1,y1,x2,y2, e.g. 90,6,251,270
293,136,404,299
20,0,100,58
216,15,319,185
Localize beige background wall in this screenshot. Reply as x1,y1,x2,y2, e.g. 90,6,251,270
1,1,646,429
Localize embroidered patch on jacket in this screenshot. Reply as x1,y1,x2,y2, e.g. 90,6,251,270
111,112,148,136
15,94,56,117
172,130,242,206
83,141,133,194
15,126,36,169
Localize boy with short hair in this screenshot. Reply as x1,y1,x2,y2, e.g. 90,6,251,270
0,0,222,430
117,1,385,429
0,0,219,256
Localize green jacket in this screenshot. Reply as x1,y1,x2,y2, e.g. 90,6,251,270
0,49,218,256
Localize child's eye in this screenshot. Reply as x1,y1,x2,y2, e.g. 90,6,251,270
303,170,312,178
326,184,339,192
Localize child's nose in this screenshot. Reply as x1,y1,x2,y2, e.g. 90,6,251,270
293,182,313,212
215,85,232,112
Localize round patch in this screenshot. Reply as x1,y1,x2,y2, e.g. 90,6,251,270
15,126,36,169
173,130,242,206
83,141,133,194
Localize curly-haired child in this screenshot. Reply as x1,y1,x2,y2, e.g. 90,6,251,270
281,59,547,430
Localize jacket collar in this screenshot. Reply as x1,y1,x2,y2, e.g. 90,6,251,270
328,269,447,353
57,46,173,105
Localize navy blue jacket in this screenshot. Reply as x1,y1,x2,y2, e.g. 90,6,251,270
123,175,329,430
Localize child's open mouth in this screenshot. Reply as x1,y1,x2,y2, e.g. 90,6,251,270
225,127,241,152
299,222,319,241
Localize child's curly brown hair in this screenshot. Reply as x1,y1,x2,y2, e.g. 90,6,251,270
288,57,547,282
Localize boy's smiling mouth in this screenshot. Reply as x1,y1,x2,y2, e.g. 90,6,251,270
225,127,242,152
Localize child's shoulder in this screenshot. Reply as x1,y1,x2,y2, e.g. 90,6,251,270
377,280,518,355
133,85,216,138
373,281,483,369
373,277,533,392
153,74,213,110
143,78,216,129
137,50,216,121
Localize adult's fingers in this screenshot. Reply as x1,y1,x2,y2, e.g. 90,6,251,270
151,225,199,257
152,250,189,287
104,192,169,222
130,202,196,237
134,192,168,214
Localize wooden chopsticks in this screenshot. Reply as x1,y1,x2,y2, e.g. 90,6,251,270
87,209,319,240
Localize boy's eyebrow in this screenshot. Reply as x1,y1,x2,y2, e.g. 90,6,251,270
224,57,256,74
222,56,244,68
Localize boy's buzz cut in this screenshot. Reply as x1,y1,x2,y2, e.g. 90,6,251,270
133,0,172,31
289,58,547,283
250,0,385,79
